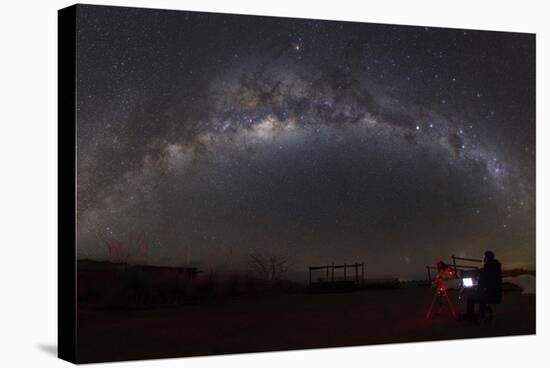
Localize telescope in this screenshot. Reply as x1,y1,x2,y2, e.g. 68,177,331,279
425,257,457,320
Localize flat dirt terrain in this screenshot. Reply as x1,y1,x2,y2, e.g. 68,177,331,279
77,286,535,363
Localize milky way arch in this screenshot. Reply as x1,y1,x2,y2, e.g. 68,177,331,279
76,6,535,278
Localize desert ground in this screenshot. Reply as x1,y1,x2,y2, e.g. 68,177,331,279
76,285,535,363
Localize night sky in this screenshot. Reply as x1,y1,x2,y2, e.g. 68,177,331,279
76,5,535,279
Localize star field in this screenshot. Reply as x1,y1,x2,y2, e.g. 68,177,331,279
76,5,535,278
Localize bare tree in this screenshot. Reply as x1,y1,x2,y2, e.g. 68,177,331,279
248,253,291,282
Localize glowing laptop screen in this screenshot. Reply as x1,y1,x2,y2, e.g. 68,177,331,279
462,278,474,288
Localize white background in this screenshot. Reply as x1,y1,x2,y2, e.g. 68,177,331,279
0,0,548,366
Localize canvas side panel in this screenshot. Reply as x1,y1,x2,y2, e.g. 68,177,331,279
58,4,77,364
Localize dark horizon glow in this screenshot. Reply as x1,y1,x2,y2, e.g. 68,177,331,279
76,5,535,279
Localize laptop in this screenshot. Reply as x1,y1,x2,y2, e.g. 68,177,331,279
462,277,474,288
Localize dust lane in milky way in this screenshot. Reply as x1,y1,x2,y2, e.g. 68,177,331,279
75,5,535,278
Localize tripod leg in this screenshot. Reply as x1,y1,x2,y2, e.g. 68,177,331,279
425,292,438,320
445,294,456,319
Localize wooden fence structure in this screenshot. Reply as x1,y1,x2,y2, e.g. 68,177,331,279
425,255,482,282
451,255,482,274
309,263,364,287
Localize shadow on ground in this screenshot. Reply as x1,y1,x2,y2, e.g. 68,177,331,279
37,344,57,357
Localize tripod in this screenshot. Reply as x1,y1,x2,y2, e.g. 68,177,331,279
425,285,456,320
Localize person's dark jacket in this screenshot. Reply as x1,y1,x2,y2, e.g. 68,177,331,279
478,259,502,303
